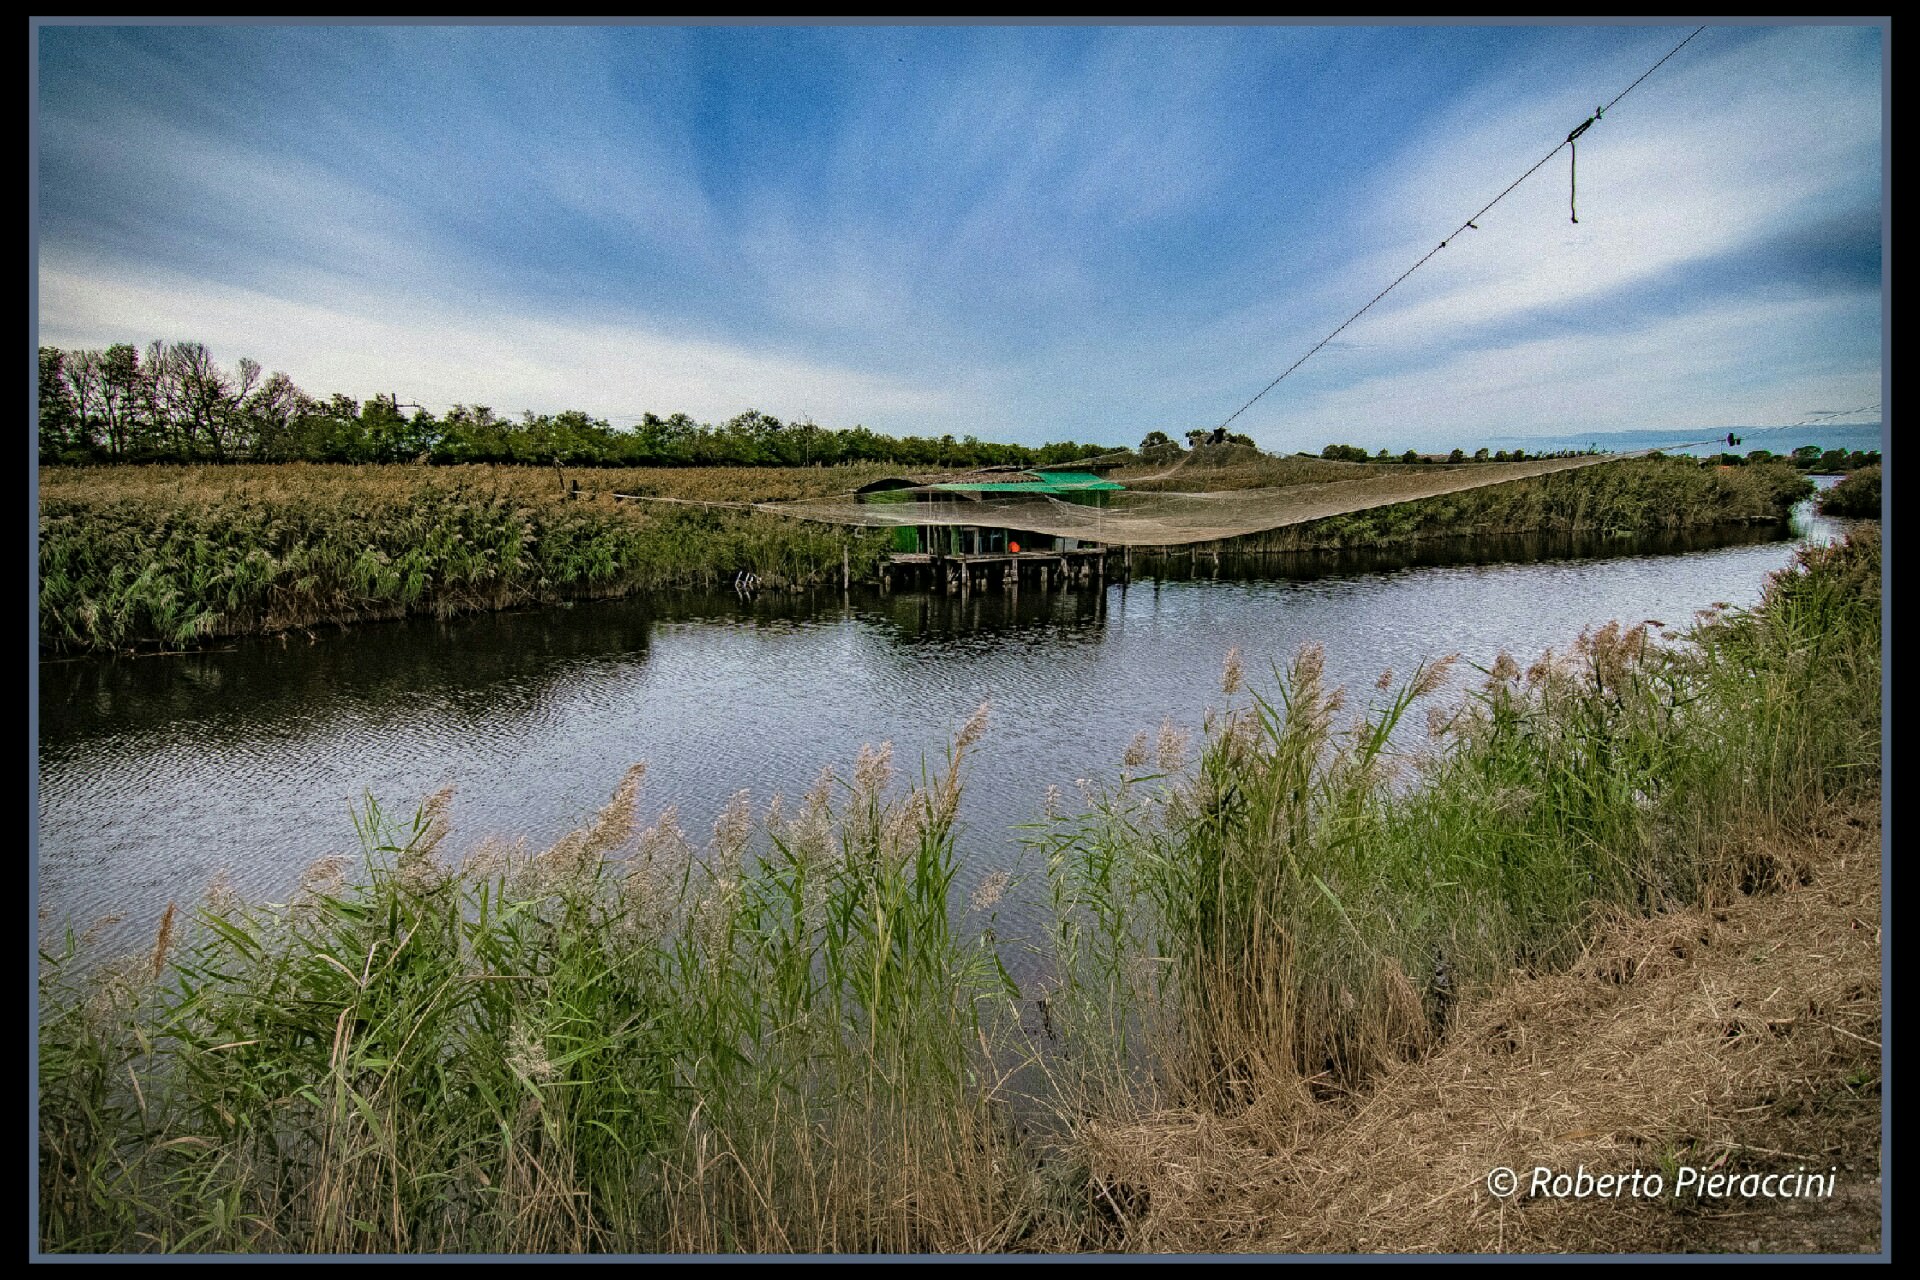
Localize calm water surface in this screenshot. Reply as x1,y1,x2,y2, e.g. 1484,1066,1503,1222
37,491,1853,954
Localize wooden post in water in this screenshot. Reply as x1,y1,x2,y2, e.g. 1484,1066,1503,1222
842,545,850,593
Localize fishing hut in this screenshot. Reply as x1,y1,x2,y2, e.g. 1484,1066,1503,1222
861,466,1123,596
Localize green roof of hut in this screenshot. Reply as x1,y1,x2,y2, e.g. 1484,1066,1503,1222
929,470,1123,493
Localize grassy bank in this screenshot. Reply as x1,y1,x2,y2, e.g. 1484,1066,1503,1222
1819,465,1881,518
1226,785,1881,1253
37,528,1880,1254
1135,455,1812,556
40,456,1815,653
38,464,899,652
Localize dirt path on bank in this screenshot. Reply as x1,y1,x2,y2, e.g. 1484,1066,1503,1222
1096,791,1884,1255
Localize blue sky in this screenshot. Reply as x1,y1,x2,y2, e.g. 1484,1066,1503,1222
35,22,1884,451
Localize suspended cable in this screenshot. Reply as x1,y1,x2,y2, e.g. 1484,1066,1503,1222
1215,25,1709,434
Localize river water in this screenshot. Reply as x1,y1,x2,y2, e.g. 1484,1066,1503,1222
36,488,1853,955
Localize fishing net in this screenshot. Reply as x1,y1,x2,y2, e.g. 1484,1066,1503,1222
751,450,1657,548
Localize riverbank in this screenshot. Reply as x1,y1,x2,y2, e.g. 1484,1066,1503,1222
38,463,896,652
1819,465,1881,518
1090,783,1882,1253
37,528,1880,1254
1129,454,1813,555
38,457,1813,653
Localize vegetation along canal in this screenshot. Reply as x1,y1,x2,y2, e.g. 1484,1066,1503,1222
37,486,1851,971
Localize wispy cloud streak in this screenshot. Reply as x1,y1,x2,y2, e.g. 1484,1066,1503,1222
36,23,1882,445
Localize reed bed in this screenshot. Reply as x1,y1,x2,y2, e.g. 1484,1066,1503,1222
40,457,1810,652
39,464,897,652
1818,465,1880,518
40,719,1034,1253
38,529,1880,1253
1133,456,1811,556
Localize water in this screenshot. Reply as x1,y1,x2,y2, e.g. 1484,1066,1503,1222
36,489,1855,957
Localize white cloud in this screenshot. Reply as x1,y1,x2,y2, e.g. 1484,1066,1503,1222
38,255,956,428
1159,27,1881,446
35,25,1881,448
1353,32,1865,329
1258,289,1879,444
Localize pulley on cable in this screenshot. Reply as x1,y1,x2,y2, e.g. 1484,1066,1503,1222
1566,105,1604,223
1209,26,1705,436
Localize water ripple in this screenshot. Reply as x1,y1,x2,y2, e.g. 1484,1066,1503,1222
39,510,1848,954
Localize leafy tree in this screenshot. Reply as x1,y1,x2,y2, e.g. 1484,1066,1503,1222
97,344,144,458
245,371,309,460
37,347,82,460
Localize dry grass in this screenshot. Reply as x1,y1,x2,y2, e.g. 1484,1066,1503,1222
1111,445,1386,492
1124,456,1815,554
38,530,1880,1255
37,461,902,507
1082,790,1882,1255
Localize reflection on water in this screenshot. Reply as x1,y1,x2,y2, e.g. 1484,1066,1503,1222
38,498,1856,956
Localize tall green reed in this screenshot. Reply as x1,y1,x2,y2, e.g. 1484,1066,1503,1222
40,709,1029,1253
40,529,1880,1252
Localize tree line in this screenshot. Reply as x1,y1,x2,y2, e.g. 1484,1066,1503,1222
1703,446,1880,473
36,341,1122,470
1316,442,1581,464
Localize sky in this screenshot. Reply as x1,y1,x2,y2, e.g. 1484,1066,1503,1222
33,21,1885,452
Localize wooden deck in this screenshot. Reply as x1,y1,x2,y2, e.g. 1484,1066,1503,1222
881,548,1111,595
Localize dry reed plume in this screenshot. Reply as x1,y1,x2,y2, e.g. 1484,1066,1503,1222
37,529,1879,1255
